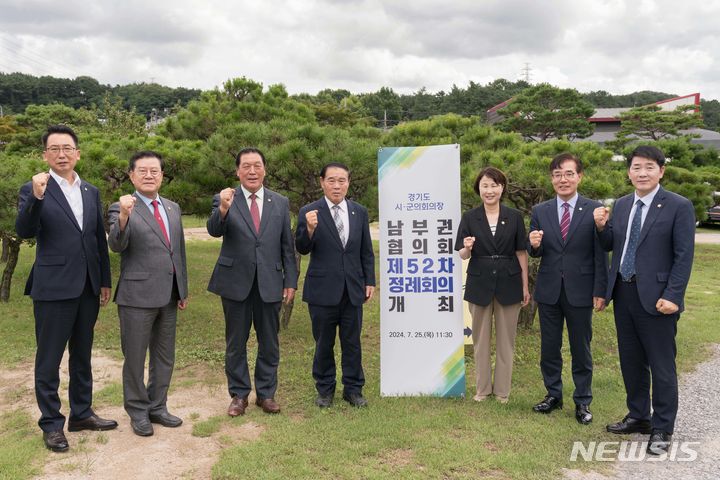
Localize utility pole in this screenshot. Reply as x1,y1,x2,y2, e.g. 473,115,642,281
383,109,388,131
521,63,532,83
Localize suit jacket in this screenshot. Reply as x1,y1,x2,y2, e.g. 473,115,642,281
454,204,525,306
598,186,695,315
16,176,111,301
529,195,608,307
207,187,298,303
296,198,375,307
107,193,188,308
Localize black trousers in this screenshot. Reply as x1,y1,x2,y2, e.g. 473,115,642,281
222,275,281,400
538,282,594,405
308,287,365,396
33,278,99,432
613,277,678,434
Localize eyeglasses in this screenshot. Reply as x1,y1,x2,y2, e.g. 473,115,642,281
239,163,265,172
551,171,577,180
45,145,77,155
134,168,162,177
324,178,348,186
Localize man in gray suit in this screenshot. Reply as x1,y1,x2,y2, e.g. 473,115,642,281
108,151,188,437
207,147,298,416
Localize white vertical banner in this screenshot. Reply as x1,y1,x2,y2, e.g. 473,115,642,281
378,145,465,397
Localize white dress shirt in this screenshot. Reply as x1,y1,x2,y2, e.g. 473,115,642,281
49,169,83,230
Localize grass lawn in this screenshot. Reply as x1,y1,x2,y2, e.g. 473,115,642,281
1,242,719,479
181,214,210,229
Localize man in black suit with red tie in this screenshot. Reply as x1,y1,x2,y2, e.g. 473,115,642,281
594,145,695,455
528,153,607,425
16,125,117,453
296,162,375,408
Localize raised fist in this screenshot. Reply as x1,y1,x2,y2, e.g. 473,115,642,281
305,209,319,234
529,230,544,249
593,206,609,230
219,188,235,216
118,194,136,217
32,172,50,199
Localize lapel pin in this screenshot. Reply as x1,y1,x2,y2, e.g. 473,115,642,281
501,221,505,225
657,204,662,208
578,207,583,211
268,198,272,202
83,187,88,191
352,211,355,215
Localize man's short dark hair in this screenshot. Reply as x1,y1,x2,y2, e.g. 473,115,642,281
627,145,666,168
549,152,583,174
473,166,507,197
42,125,78,148
320,162,350,178
235,147,266,168
129,151,164,171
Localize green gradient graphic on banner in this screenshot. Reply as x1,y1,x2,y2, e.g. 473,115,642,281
378,146,429,181
435,346,466,397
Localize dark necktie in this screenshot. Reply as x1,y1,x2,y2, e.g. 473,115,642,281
620,200,644,281
560,202,570,241
332,205,346,247
250,193,260,233
151,200,170,245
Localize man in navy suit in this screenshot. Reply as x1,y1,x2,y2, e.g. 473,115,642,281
594,145,695,455
16,125,116,453
296,162,375,408
528,153,608,424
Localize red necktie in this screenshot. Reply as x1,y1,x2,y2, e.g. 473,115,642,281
151,200,170,245
560,202,570,241
250,193,260,233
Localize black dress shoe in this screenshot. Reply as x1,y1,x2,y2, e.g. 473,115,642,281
149,412,183,428
315,394,334,408
343,392,368,408
575,404,593,425
68,414,118,432
131,418,154,437
533,395,563,413
43,430,69,452
606,415,652,434
647,430,672,455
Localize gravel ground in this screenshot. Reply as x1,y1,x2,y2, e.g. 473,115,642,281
565,344,720,480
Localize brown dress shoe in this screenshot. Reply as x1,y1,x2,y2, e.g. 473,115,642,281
256,397,281,414
227,396,249,417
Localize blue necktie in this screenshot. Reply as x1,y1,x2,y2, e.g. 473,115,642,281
620,200,644,281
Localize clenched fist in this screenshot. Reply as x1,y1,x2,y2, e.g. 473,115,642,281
529,230,544,249
462,236,476,249
305,209,319,236
219,188,235,217
593,206,610,230
118,195,136,217
32,172,50,200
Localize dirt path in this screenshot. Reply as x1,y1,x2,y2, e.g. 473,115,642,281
0,353,263,480
186,227,716,244
184,224,381,241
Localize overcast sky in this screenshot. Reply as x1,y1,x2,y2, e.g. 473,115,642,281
1,0,718,100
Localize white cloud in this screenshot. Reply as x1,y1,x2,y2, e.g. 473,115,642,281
0,0,718,100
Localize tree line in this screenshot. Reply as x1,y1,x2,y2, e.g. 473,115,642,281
2,72,720,132
1,78,719,325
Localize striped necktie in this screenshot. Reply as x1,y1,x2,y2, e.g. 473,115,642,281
560,202,570,241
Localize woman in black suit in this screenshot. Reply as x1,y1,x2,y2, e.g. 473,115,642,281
455,167,529,403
